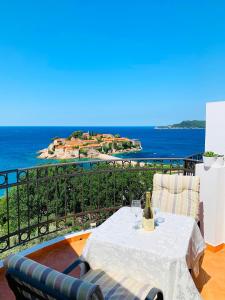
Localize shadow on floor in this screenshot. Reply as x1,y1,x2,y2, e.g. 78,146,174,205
193,255,211,292
0,236,87,300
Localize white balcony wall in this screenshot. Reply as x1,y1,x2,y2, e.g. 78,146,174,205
196,100,225,247
196,163,225,246
205,101,225,155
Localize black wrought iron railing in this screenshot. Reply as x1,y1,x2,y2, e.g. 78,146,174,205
183,153,203,175
0,157,202,255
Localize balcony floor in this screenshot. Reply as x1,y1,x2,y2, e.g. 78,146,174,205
0,236,225,300
0,237,87,300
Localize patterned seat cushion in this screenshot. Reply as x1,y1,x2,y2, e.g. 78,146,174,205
82,269,155,300
4,254,103,300
152,174,200,220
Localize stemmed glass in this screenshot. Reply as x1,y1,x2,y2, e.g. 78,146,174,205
131,200,142,229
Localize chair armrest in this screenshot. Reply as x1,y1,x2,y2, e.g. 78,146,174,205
145,287,163,300
63,258,90,275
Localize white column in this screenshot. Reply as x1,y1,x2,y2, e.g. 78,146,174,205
205,101,225,154
196,163,225,246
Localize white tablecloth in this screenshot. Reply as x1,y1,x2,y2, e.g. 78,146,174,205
82,207,205,300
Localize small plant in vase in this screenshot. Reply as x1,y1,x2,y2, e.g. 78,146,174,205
203,151,217,168
142,191,154,231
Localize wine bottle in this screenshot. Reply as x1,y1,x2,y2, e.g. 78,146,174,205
142,191,154,231
143,191,153,219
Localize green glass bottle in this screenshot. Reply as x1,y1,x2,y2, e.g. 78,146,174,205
142,191,154,231
143,191,153,219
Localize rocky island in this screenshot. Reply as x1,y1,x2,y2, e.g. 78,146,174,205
38,131,141,160
155,120,205,129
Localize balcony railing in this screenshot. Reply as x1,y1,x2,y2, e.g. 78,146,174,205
0,156,202,256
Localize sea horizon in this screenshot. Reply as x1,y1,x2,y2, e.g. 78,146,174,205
0,126,205,171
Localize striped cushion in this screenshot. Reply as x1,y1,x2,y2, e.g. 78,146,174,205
4,254,103,300
82,269,155,300
152,174,200,220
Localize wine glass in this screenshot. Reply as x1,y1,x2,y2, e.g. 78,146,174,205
154,207,160,217
131,200,142,228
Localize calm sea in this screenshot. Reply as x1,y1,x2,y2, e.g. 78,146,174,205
0,126,205,171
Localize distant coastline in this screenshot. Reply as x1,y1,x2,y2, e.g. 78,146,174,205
0,126,205,172
155,120,205,130
155,127,205,130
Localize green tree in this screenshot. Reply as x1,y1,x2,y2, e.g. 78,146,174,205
51,136,60,141
79,148,88,156
121,141,132,149
114,143,123,151
89,131,97,137
0,162,157,254
97,137,103,143
68,131,83,139
102,145,110,154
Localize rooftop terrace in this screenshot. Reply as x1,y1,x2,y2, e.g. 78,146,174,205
1,155,224,299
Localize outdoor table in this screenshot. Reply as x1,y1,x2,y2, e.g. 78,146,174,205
82,207,205,300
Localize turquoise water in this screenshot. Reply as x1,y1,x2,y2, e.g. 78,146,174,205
0,126,205,171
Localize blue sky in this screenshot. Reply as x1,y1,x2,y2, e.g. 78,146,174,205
0,1,225,125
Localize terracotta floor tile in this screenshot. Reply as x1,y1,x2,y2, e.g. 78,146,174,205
0,239,87,300
1,239,225,300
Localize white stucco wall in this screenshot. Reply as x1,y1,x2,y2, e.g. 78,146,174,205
205,101,225,155
196,100,225,247
196,163,225,246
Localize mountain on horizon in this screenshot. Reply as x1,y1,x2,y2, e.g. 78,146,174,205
156,120,205,129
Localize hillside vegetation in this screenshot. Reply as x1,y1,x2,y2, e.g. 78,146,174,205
157,120,205,129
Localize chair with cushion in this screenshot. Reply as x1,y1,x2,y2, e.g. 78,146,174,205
151,174,200,220
4,254,163,300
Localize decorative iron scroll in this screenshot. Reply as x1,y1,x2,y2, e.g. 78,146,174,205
0,156,201,254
